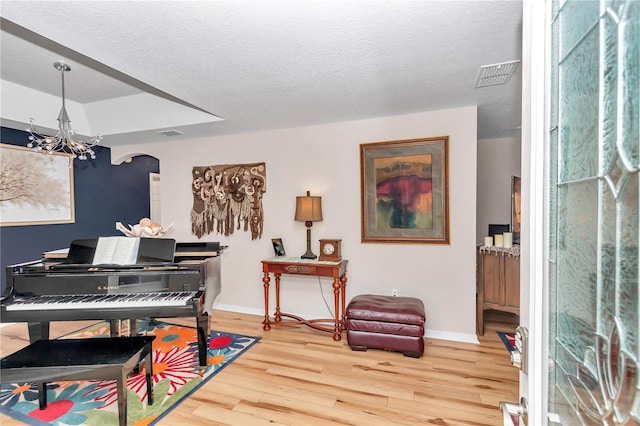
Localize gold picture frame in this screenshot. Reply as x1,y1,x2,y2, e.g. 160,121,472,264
511,175,521,242
0,143,75,226
360,136,449,244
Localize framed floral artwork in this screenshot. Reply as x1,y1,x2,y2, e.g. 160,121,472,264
0,143,75,226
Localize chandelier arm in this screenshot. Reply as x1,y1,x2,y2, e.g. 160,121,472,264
25,61,101,160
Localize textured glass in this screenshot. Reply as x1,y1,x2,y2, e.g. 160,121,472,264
559,0,600,59
550,18,560,129
548,1,639,422
549,260,558,358
618,172,638,354
557,181,599,357
620,2,640,168
553,337,586,424
546,1,567,419
552,0,560,20
599,179,616,337
549,127,559,262
601,9,619,174
559,27,599,182
546,5,566,398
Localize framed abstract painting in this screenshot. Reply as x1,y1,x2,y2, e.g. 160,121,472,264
360,136,449,244
0,143,75,226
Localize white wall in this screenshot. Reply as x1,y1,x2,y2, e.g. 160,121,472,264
112,107,479,342
476,136,521,244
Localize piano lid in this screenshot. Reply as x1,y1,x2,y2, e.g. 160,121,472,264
60,237,176,264
43,240,225,263
175,241,221,258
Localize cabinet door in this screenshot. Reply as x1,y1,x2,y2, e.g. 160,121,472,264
481,253,503,305
503,255,520,310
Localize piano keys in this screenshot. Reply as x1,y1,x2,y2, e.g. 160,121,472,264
5,291,199,311
1,239,224,367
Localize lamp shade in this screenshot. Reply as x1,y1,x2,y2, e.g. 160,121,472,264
294,191,323,222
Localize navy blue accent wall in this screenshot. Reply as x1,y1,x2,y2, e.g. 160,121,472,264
0,127,159,294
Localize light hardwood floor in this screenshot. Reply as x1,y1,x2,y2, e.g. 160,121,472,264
0,310,518,426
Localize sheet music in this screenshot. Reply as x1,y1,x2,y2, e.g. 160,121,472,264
92,237,140,265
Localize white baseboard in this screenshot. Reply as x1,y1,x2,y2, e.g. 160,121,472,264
212,303,480,344
424,329,479,344
0,304,480,344
213,303,264,317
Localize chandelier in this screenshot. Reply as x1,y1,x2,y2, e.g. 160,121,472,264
27,62,102,160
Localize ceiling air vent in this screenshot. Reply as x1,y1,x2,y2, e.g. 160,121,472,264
156,129,184,137
474,60,520,88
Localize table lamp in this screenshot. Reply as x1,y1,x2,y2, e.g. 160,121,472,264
294,191,323,259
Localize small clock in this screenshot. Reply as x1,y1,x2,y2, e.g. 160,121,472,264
318,239,342,262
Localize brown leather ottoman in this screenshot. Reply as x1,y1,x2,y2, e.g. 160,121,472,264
345,294,425,358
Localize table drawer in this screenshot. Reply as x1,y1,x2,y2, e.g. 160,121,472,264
272,264,316,275
284,264,316,275
262,258,347,278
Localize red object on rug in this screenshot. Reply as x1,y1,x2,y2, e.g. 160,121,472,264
497,331,516,352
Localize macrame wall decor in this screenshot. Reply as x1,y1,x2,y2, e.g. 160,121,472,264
191,162,266,240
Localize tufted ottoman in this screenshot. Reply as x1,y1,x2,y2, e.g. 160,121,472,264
345,294,425,358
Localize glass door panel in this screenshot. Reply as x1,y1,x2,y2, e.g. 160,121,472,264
547,1,639,424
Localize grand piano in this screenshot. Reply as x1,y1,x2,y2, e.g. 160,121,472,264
1,238,224,367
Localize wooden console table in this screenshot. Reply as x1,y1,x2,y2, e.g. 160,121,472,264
261,256,348,341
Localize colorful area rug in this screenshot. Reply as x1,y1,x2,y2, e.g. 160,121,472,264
497,331,516,352
0,320,259,425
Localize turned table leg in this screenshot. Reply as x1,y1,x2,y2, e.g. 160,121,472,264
262,272,271,331
332,277,341,341
340,274,348,331
274,273,282,322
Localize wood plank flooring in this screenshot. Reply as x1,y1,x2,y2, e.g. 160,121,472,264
0,310,518,425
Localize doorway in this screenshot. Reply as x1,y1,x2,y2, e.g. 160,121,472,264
149,172,161,224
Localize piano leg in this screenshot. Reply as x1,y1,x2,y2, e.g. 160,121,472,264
109,319,119,337
196,312,210,367
38,382,47,410
27,322,50,343
145,345,154,405
106,319,139,337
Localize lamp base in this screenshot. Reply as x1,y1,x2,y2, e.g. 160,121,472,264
301,227,317,259
301,250,317,260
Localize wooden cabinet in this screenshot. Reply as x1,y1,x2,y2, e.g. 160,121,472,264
476,246,520,335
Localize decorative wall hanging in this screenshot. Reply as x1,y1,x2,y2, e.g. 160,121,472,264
360,136,449,244
0,143,75,226
191,162,266,239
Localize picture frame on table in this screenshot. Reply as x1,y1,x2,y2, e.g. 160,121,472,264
271,238,286,256
360,136,449,244
0,143,75,226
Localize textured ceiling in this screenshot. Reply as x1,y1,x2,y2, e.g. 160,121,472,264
0,0,523,147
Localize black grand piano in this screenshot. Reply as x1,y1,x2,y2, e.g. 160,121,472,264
1,238,224,367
